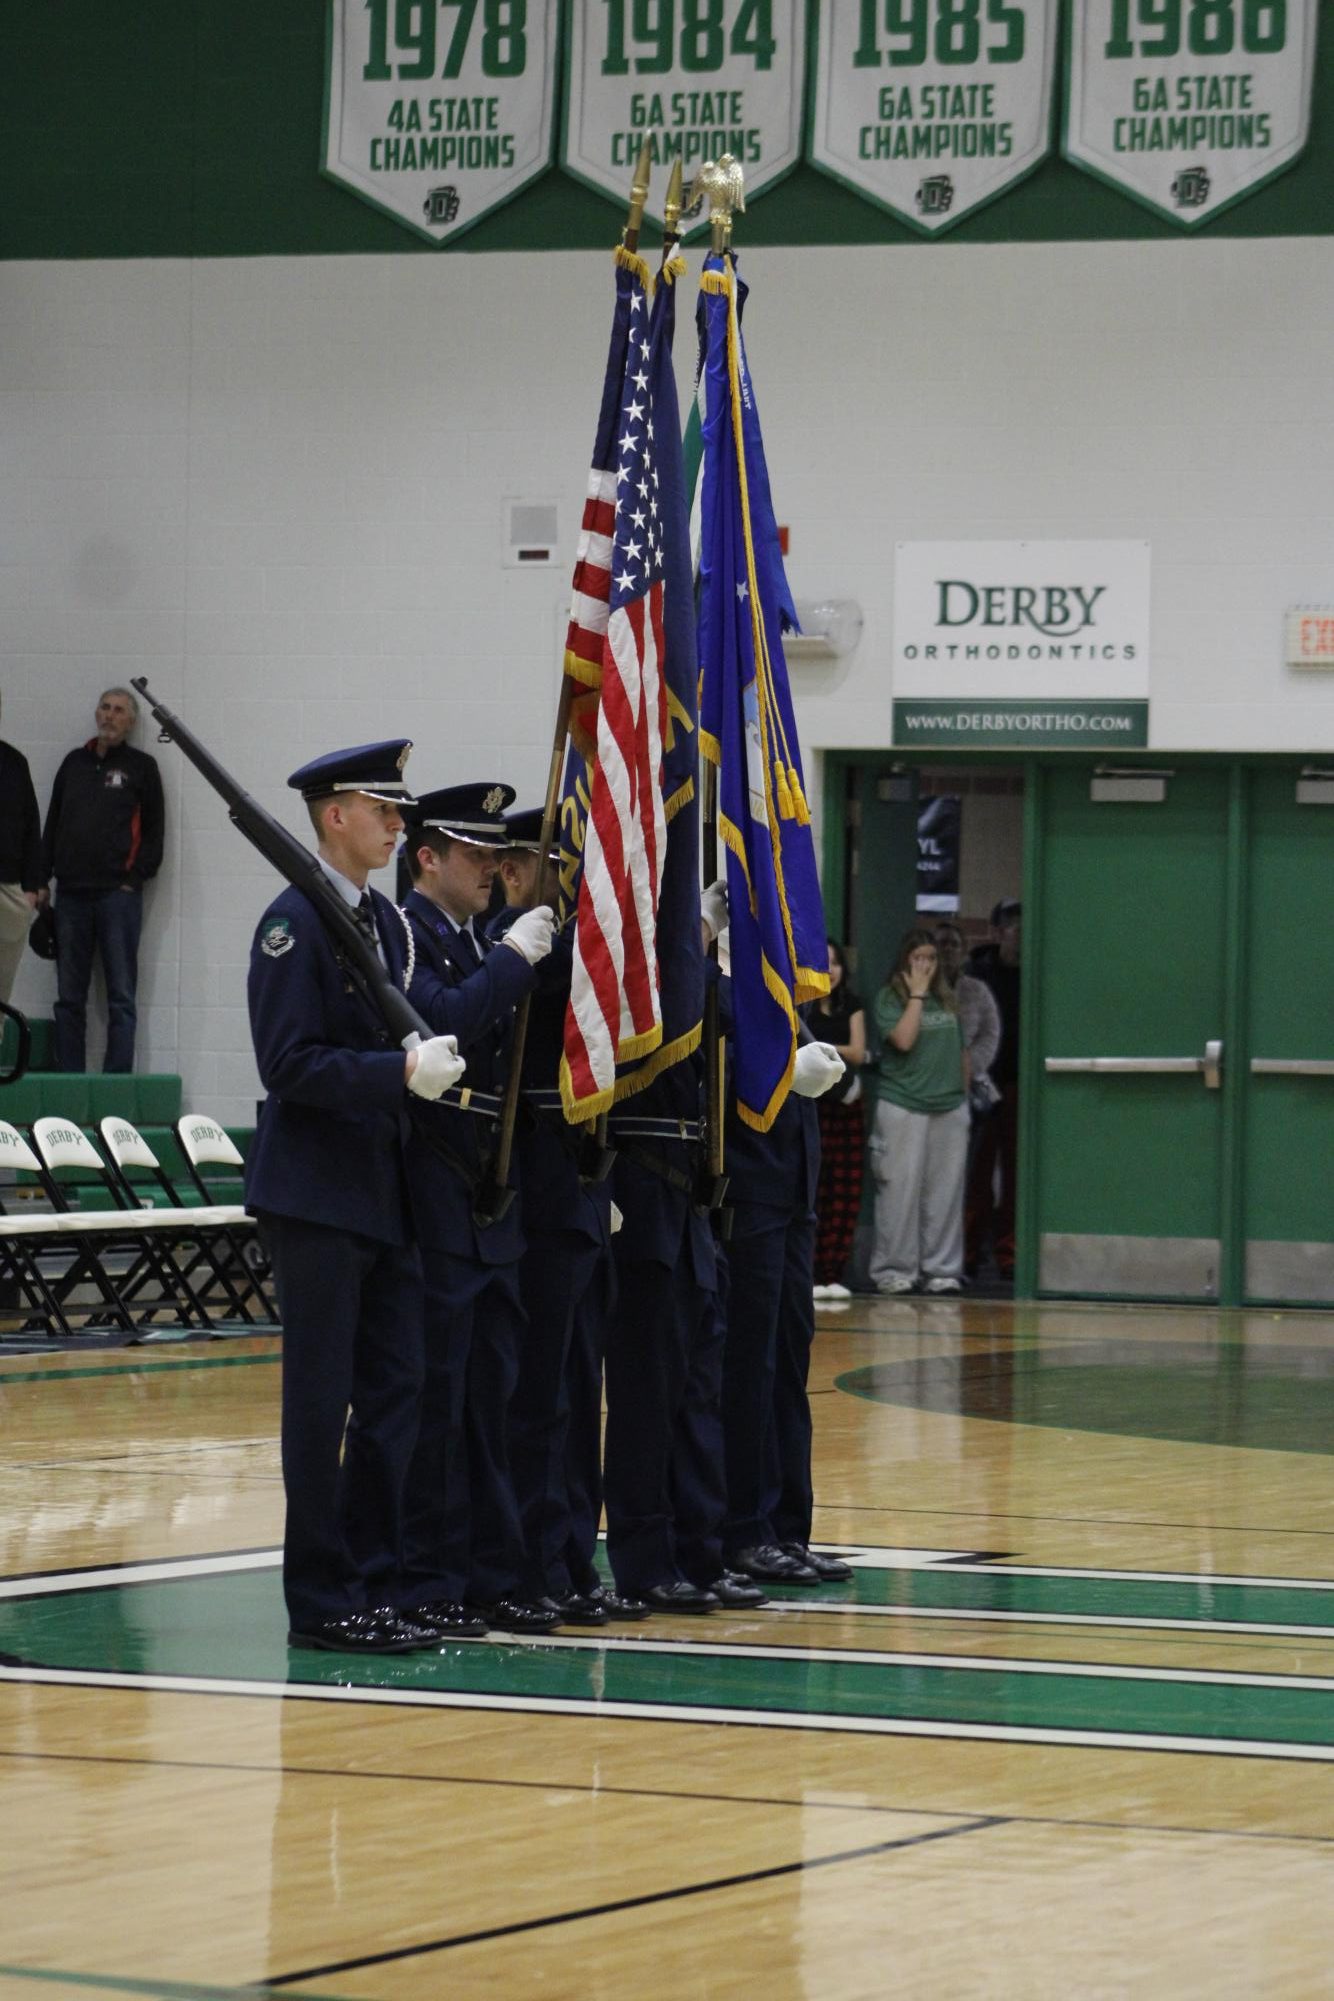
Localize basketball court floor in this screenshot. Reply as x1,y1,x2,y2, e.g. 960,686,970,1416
3,1297,1334,1998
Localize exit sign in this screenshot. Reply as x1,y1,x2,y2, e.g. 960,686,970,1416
1285,607,1334,669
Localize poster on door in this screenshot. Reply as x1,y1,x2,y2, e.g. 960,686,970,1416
892,540,1151,747
1062,0,1319,227
806,0,1060,233
560,0,806,226
916,795,962,912
322,0,559,244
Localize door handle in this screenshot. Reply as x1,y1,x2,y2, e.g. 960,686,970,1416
1250,1058,1334,1077
1046,1040,1224,1089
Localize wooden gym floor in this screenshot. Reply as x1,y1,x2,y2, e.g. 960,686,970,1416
2,1297,1334,1999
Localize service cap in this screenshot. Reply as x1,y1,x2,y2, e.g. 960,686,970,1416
501,805,561,860
404,782,515,848
288,740,415,805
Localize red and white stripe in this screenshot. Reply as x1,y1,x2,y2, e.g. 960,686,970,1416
562,479,668,1114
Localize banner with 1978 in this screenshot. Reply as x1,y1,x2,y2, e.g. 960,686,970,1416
1062,0,1319,226
323,0,558,243
561,0,806,228
807,0,1060,233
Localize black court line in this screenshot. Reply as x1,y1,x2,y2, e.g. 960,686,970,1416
264,1819,1000,1985
6,1746,1334,1851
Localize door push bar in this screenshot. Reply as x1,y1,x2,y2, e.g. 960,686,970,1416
1045,1039,1224,1090
1250,1058,1334,1077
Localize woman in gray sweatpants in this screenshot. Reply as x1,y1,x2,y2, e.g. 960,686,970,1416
868,929,969,1297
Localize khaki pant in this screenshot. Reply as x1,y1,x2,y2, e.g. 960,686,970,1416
868,1098,969,1288
0,884,30,1005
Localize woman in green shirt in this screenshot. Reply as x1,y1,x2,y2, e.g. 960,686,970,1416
869,928,970,1296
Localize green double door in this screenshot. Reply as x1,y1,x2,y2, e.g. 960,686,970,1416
1029,763,1334,1307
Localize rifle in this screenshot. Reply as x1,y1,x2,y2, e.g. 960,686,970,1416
130,679,516,1226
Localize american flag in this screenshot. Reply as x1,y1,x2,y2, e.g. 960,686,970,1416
560,249,669,1121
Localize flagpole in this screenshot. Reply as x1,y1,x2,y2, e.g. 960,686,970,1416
480,146,654,1224
693,156,746,1207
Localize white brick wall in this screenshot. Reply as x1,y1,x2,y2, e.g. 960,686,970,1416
2,238,1332,1120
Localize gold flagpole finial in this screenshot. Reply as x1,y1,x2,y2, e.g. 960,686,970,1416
686,155,746,255
661,158,685,250
623,141,653,253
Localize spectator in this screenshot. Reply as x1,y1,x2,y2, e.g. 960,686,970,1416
868,927,969,1297
0,699,42,1004
807,938,866,1302
966,898,1022,1281
41,687,165,1073
935,922,1002,1115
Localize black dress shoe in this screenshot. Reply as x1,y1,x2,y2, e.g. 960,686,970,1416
779,1543,853,1582
287,1609,435,1654
405,1600,489,1639
704,1571,768,1608
553,1591,610,1626
469,1598,561,1634
641,1581,719,1613
731,1543,821,1584
588,1585,652,1621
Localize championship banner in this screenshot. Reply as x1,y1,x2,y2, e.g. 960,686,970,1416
1063,0,1319,227
561,0,805,228
807,0,1060,233
916,795,961,913
322,0,558,244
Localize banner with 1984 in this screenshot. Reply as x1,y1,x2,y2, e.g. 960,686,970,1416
323,0,559,243
807,0,1060,233
561,0,806,227
1062,0,1318,226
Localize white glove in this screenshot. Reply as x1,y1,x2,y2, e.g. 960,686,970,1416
406,1034,467,1101
699,877,729,943
791,1041,845,1099
501,904,556,967
609,1201,624,1235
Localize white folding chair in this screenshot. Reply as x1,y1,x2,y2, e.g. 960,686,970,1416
31,1117,205,1336
100,1116,269,1330
172,1115,275,1326
1,1120,136,1340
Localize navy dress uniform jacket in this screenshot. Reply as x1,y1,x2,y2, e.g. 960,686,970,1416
245,882,416,1246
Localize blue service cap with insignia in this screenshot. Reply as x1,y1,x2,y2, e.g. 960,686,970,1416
288,740,416,805
502,806,561,860
403,782,515,848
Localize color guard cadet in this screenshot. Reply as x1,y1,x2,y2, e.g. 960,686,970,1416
600,886,766,1613
719,1034,853,1587
395,784,559,1637
245,741,467,1654
490,807,635,1625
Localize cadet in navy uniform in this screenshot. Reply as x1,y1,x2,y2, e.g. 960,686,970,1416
600,882,766,1613
489,807,637,1625
396,784,559,1637
720,1025,854,1587
245,742,468,1653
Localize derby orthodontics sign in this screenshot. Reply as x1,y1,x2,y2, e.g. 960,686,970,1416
323,0,558,244
1063,0,1318,228
892,540,1150,746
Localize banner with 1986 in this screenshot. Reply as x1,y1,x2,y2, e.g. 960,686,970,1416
1062,0,1318,226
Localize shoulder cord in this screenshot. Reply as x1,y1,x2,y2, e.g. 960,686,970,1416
394,903,416,992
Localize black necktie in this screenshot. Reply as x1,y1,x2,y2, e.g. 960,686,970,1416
354,892,379,951
453,924,480,972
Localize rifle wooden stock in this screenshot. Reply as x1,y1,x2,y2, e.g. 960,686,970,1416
129,678,431,1050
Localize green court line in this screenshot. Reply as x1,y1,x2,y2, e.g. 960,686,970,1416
0,1964,341,2001
0,1353,279,1387
5,1569,1334,1752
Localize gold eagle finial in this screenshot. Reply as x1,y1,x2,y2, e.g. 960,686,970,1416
684,155,746,251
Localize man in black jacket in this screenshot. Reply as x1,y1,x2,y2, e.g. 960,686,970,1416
0,704,42,1004
41,687,165,1072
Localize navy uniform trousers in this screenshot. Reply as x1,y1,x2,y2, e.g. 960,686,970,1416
398,889,535,1606
245,882,424,1632
488,910,614,1602
720,1092,821,1557
605,1064,727,1595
